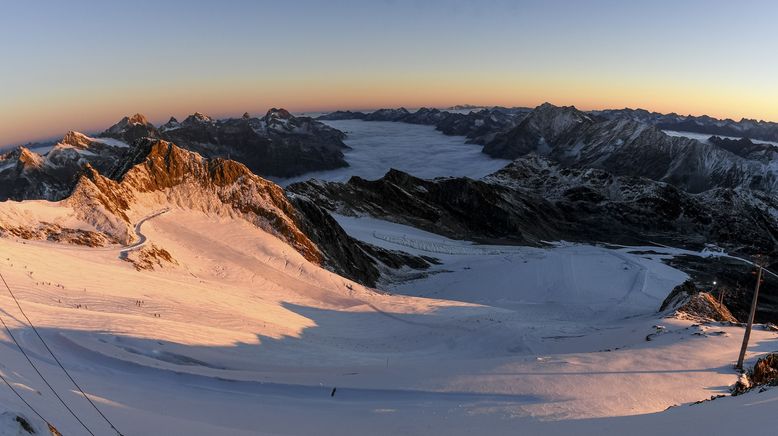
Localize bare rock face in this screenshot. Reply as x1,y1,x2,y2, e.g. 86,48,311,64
0,221,116,247
483,103,596,159
659,280,737,323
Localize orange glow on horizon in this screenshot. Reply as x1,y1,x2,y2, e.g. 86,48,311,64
3,72,778,145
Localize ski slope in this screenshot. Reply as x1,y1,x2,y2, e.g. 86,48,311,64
0,209,776,434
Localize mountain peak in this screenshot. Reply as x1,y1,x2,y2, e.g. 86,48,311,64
101,113,159,143
128,113,150,125
60,131,93,149
265,108,292,120
16,146,44,169
183,112,214,124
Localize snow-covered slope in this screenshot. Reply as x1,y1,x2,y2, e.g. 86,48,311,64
1,138,430,286
0,210,776,435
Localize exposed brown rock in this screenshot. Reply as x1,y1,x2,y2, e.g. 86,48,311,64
733,353,778,395
0,221,115,247
124,244,178,271
660,280,737,323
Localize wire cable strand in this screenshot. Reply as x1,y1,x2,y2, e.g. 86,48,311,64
1,270,124,434
0,314,95,435
0,368,50,425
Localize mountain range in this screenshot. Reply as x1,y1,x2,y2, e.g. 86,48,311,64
3,101,778,307
0,109,350,202
0,133,431,286
321,105,778,144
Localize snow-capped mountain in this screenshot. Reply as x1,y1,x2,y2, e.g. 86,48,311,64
158,109,350,178
100,113,159,144
289,156,778,270
0,131,129,201
593,107,778,143
1,108,352,203
1,137,429,286
483,103,778,193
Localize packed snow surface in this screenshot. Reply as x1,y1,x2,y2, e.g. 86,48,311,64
277,120,510,185
0,207,777,435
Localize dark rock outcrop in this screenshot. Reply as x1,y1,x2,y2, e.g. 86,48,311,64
708,136,778,162
159,109,349,178
659,280,737,323
733,353,778,395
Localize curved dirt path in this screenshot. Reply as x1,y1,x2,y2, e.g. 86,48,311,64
118,208,170,259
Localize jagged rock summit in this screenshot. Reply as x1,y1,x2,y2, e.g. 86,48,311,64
100,113,159,143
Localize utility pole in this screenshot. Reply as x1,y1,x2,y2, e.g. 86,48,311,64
737,263,763,371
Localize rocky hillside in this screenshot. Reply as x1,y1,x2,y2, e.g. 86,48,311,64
0,131,129,201
288,156,778,259
594,108,778,143
96,109,350,178
1,108,353,202
483,103,778,193
25,139,429,286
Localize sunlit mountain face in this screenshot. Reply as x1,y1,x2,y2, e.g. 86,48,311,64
1,1,777,435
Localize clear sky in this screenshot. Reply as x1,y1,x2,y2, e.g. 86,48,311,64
1,0,777,145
